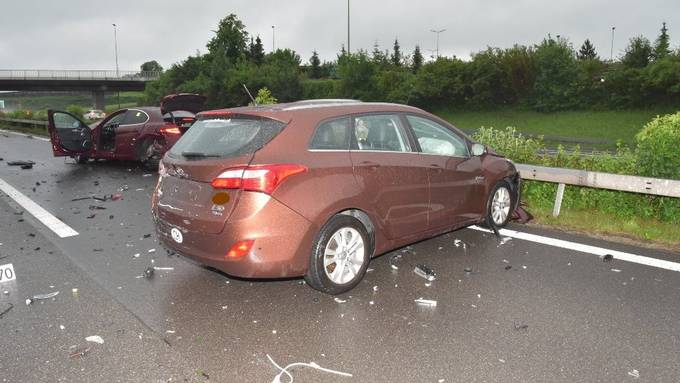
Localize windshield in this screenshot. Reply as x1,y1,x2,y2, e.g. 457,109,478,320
168,116,286,159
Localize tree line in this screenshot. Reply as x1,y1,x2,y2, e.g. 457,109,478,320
144,15,680,112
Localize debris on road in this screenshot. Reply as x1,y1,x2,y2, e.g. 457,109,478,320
7,160,35,167
0,303,13,319
153,266,174,271
511,204,534,224
601,254,614,262
85,335,104,344
504,265,512,271
611,268,622,273
464,267,473,273
26,291,59,305
266,354,353,383
143,266,155,278
334,297,347,303
498,236,512,246
514,321,529,331
628,369,640,379
413,264,437,281
143,234,152,239
414,298,437,307
389,254,403,270
68,347,91,359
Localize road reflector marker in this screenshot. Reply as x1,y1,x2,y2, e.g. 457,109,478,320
0,177,78,238
469,225,680,273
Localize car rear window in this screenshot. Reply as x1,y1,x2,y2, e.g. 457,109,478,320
168,116,286,159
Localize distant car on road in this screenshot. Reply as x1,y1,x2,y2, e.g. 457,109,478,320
47,93,206,165
151,100,520,294
83,109,106,120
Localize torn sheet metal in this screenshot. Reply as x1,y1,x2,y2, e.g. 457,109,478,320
413,264,436,281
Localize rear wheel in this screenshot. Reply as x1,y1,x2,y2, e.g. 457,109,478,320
73,154,88,164
305,215,371,295
138,137,161,169
486,181,513,228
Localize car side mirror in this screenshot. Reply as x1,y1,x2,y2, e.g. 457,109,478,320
471,143,486,156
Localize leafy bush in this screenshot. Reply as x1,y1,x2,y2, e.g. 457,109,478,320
252,87,277,105
301,79,342,99
635,112,680,180
66,105,86,118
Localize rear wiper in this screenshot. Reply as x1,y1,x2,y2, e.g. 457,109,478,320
181,151,220,158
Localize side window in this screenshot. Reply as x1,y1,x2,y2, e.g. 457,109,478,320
103,112,126,128
122,110,149,125
309,117,350,150
407,115,469,157
353,114,411,152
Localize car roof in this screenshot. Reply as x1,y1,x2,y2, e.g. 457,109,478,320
198,100,427,122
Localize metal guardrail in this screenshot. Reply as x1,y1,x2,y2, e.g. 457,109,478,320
0,117,47,126
516,164,680,216
0,69,161,81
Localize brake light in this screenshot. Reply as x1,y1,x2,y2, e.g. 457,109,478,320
160,126,181,135
211,164,307,194
226,240,254,259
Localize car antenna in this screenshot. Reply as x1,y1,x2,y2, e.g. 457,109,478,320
242,84,258,106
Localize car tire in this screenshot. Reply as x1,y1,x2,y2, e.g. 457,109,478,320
73,154,88,164
305,215,372,295
138,138,160,169
485,180,514,228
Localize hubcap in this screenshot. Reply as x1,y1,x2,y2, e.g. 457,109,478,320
323,227,365,285
491,186,511,225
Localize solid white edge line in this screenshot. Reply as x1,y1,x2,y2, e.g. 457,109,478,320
0,177,78,238
0,128,50,142
469,225,680,272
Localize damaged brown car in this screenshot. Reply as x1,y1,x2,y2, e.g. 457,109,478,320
152,100,520,294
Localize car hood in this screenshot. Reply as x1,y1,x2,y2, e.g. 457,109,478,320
160,93,206,114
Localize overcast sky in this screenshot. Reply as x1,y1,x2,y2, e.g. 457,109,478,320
0,0,678,71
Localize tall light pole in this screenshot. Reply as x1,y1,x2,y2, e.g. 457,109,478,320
112,23,119,77
610,26,616,62
271,25,275,52
430,28,446,58
347,0,350,53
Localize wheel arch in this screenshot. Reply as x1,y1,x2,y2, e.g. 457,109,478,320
334,208,376,257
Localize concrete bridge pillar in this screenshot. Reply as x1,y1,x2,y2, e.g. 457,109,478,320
93,90,106,110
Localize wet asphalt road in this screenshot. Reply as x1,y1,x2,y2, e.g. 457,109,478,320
1,130,680,382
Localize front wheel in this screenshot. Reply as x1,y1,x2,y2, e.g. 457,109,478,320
486,181,514,228
73,154,88,164
305,215,371,295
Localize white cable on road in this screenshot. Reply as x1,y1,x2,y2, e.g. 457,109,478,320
0,177,78,238
266,354,352,383
469,225,680,272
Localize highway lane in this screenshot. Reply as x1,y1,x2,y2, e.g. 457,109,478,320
1,131,680,382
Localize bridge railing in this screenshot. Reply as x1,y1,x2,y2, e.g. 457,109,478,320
0,70,161,81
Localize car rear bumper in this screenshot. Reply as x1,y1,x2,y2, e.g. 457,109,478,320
153,191,317,278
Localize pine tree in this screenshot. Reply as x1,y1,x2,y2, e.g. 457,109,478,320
653,22,671,60
250,35,265,65
412,45,423,72
371,41,388,66
391,38,402,66
309,50,321,79
577,39,598,60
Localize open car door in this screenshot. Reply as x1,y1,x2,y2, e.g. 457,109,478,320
47,110,94,157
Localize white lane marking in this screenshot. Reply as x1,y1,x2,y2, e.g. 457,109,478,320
0,128,50,142
0,177,78,238
469,225,680,273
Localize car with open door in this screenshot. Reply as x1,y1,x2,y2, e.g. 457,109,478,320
47,93,206,166
151,100,521,294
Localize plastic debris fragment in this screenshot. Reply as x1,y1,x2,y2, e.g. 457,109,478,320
600,254,613,262
628,369,640,379
413,264,436,281
504,265,512,270
464,267,473,273
266,354,352,383
514,321,529,331
389,254,402,270
7,160,35,166
611,268,622,273
334,297,347,303
144,267,155,278
68,347,91,359
414,298,437,306
32,291,59,300
85,335,104,344
153,267,174,271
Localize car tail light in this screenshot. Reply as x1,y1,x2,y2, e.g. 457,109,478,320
211,164,307,194
226,240,254,259
160,126,181,135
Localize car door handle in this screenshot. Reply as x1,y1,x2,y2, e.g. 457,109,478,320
429,164,444,173
475,176,486,184
358,161,380,171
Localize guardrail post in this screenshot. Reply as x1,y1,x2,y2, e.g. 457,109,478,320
553,183,566,217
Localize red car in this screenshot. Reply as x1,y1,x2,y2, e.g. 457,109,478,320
152,100,520,294
47,94,206,165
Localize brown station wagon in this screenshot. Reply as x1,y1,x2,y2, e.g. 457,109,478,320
151,100,520,294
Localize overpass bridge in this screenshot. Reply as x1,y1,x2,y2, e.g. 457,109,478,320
0,70,161,109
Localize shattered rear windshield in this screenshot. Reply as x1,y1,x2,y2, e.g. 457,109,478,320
168,116,286,159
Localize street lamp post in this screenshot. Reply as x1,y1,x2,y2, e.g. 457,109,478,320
112,23,119,77
271,25,275,52
610,26,616,62
347,0,350,53
430,28,446,58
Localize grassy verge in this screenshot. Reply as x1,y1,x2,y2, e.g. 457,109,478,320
436,108,679,145
527,204,680,251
